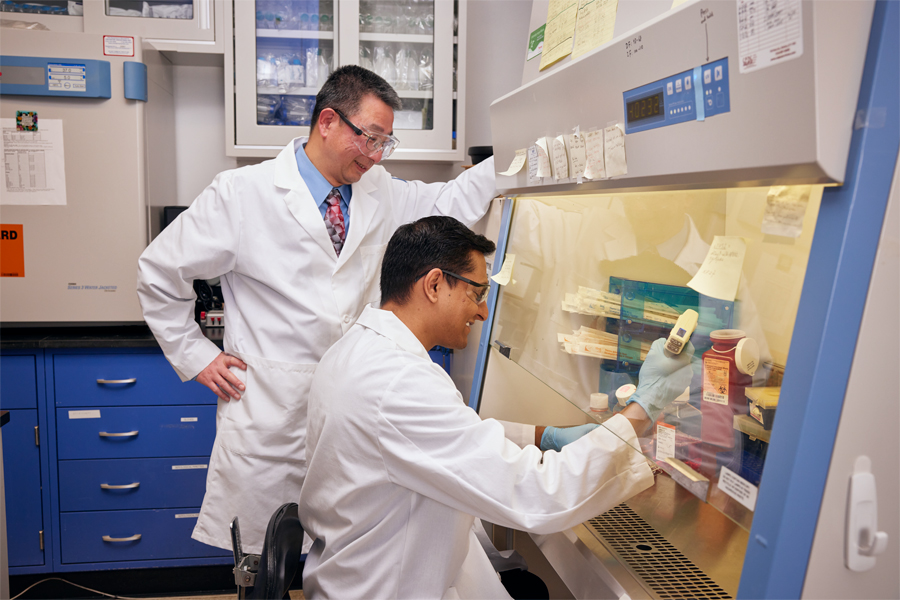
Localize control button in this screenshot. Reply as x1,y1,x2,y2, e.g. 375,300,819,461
343,315,351,324
707,98,713,108
717,93,725,108
714,65,723,81
675,79,682,93
667,82,673,95
704,69,712,84
684,76,691,90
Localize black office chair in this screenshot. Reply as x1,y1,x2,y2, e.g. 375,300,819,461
232,502,304,599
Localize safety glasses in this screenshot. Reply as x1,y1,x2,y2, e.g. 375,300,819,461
441,270,491,305
333,108,400,159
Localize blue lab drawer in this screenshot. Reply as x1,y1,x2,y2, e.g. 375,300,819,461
58,457,211,512
56,405,216,460
53,353,216,407
59,509,231,564
2,409,45,568
1,354,38,409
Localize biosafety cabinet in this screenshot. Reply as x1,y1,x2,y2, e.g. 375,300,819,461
475,1,898,598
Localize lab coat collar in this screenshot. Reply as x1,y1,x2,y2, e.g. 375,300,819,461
356,305,430,360
275,137,380,265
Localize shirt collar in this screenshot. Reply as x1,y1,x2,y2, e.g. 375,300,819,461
295,142,351,209
356,305,431,360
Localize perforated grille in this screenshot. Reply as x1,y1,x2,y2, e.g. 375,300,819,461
588,504,733,600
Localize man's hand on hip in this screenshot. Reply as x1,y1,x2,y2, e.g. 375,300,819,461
196,352,247,401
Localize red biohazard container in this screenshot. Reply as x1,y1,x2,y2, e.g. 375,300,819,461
700,329,752,449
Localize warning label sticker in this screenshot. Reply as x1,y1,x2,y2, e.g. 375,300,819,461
703,357,730,405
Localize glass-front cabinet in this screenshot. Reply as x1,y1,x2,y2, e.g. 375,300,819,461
81,0,215,41
230,0,459,159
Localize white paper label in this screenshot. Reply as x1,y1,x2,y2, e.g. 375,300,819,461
718,466,758,511
564,132,587,179
104,35,135,57
603,124,627,177
737,0,803,74
1,118,68,206
69,410,101,419
172,464,208,470
175,513,201,519
583,130,605,179
551,136,569,180
180,417,198,422
527,146,540,186
535,138,552,178
761,186,810,238
656,422,676,460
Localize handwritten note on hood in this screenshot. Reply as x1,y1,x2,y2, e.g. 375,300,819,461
687,236,747,301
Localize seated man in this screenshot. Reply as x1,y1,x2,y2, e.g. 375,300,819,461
300,216,694,599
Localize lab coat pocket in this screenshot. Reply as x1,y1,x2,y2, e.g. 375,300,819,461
216,351,316,463
360,243,388,306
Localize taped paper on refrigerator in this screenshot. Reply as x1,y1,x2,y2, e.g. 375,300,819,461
499,148,527,176
564,133,586,179
1,118,67,206
551,136,569,180
603,124,627,177
687,235,747,301
583,130,605,179
761,185,810,238
535,138,552,178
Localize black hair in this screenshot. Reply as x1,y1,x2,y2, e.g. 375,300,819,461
381,216,496,306
311,65,402,128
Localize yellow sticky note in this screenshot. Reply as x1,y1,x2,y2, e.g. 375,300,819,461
540,0,579,70
572,0,619,59
687,236,747,301
499,149,528,176
491,253,516,286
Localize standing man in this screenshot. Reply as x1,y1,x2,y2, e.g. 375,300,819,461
136,66,497,554
300,216,695,598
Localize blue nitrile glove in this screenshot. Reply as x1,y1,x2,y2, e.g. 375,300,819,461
540,423,600,452
628,338,696,421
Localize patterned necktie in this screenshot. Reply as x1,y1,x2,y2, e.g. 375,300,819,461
323,188,346,256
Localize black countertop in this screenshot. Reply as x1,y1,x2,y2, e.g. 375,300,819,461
0,324,224,350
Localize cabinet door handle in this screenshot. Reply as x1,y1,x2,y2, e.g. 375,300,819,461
98,431,139,438
97,378,137,384
100,482,140,490
102,534,141,542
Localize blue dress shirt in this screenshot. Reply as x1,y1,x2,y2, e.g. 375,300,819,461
295,143,352,235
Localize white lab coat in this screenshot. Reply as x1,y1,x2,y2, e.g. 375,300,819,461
300,306,654,599
136,138,497,553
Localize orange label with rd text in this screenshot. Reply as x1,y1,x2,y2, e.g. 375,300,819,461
1,225,25,277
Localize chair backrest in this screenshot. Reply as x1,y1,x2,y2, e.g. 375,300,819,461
248,502,304,599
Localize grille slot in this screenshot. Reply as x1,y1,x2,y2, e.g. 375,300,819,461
587,504,733,600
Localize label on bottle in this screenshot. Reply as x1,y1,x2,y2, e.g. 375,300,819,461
656,422,676,460
703,357,730,405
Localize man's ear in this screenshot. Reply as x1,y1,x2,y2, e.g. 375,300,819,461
422,268,443,304
317,108,338,139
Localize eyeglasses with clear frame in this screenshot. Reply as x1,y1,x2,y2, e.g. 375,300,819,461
333,108,400,159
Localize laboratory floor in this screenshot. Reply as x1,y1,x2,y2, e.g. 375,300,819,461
9,566,305,599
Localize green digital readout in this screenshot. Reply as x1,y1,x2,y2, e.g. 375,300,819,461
627,92,663,123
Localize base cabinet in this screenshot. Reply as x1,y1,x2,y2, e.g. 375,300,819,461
1,347,231,574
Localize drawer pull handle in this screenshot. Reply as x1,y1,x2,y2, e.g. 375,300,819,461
99,431,139,438
100,482,140,490
102,534,142,543
97,378,137,385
